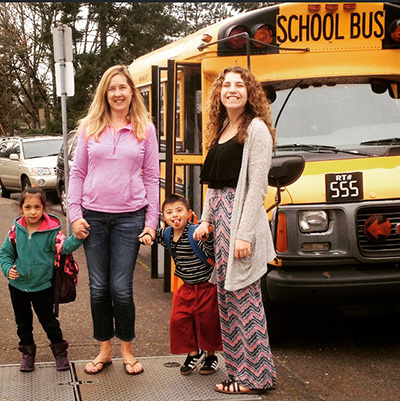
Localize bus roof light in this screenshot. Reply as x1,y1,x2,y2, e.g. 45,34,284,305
253,24,273,47
201,34,212,43
226,25,250,49
308,4,321,12
343,3,356,11
326,4,338,12
389,20,400,42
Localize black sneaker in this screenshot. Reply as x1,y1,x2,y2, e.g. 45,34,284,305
199,355,218,375
180,350,205,375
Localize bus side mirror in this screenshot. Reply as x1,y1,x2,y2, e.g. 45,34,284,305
268,155,305,188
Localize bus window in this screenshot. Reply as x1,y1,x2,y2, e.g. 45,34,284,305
159,82,166,152
174,164,203,219
139,87,150,111
174,64,202,155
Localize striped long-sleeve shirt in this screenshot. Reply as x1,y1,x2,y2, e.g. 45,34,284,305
157,222,214,284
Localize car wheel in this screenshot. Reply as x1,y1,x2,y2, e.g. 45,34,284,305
60,185,67,216
0,179,11,198
22,177,31,190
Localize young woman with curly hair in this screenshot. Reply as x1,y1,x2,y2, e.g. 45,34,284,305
194,66,277,395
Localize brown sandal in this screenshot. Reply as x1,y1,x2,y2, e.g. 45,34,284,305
84,360,112,375
124,359,144,375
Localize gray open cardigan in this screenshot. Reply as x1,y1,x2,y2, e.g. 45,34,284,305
201,117,276,291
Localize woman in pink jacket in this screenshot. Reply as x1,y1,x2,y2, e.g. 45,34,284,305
68,65,159,376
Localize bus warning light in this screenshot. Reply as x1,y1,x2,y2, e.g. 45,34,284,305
390,20,400,42
226,25,250,49
253,24,274,47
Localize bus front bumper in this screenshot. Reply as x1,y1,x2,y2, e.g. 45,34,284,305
266,266,400,305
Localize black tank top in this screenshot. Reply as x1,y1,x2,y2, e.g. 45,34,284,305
200,137,244,189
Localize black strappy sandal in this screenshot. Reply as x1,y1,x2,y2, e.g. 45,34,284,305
214,378,263,394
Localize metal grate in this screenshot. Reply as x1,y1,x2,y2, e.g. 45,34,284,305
357,205,400,256
75,356,262,401
0,356,262,401
0,363,77,401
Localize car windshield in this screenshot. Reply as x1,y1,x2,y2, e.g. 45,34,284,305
22,138,63,159
270,83,400,151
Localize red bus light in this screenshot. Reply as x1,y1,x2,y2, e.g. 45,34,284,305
308,4,321,12
390,20,400,42
343,3,356,11
326,4,338,12
226,25,249,49
253,24,273,47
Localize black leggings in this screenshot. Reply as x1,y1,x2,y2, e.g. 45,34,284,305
9,285,63,345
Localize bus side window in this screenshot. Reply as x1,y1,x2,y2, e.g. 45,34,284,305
175,64,202,155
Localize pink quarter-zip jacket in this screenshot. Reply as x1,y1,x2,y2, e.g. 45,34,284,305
67,123,160,229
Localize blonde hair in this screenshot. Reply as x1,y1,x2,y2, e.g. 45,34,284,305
205,66,275,148
77,65,150,141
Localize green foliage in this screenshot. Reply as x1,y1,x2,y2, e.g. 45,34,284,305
0,2,261,135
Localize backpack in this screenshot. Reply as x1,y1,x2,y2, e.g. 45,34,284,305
8,225,79,317
163,224,215,267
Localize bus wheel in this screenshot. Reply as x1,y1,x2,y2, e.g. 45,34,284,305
261,274,291,344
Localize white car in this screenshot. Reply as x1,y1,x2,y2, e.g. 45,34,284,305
0,136,63,198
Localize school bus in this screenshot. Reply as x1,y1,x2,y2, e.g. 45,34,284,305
129,2,400,339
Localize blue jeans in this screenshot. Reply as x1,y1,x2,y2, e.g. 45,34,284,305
82,207,145,341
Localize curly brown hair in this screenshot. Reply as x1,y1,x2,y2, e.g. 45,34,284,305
205,66,275,148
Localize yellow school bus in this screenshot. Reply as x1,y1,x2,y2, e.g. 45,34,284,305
129,2,400,338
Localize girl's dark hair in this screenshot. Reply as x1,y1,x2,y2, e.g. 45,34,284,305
162,194,190,213
20,187,47,209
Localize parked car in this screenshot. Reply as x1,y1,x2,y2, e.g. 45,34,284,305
0,136,63,198
56,130,78,215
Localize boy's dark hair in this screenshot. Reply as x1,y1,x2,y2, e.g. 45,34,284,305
162,194,190,213
20,187,47,209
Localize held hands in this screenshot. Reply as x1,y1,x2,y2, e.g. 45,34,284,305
138,227,156,245
8,265,19,280
193,221,211,241
72,218,90,240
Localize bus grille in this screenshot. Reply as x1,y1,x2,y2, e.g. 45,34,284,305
357,206,400,257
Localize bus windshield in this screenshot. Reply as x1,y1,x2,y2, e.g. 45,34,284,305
271,83,400,151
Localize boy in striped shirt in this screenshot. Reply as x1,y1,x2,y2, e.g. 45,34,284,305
140,194,222,375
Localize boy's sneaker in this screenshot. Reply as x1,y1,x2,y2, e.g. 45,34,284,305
180,350,205,375
199,355,218,375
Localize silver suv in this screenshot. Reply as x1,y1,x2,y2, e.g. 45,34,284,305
0,136,63,198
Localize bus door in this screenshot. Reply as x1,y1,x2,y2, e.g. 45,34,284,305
163,60,203,291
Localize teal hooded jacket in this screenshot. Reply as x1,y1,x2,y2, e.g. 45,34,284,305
0,213,84,292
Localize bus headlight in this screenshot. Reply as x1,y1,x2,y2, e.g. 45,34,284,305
299,211,328,233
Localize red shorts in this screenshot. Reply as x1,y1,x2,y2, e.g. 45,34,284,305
170,281,223,354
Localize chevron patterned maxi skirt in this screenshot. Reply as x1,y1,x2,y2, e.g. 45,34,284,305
210,187,277,390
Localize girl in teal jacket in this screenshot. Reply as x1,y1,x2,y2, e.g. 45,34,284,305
0,187,87,372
